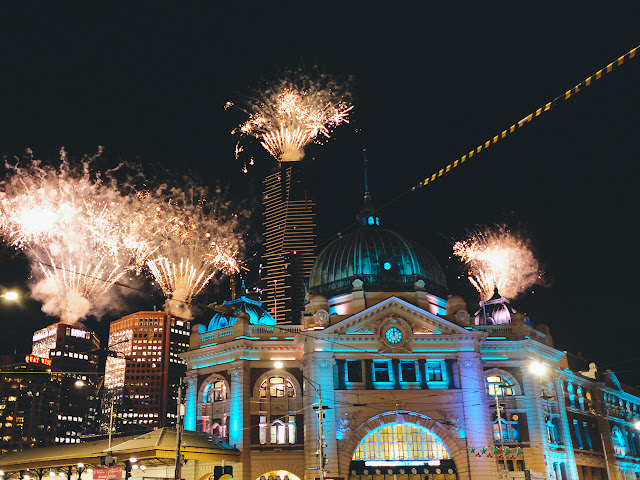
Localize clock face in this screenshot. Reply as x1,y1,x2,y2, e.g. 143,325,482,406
385,327,403,344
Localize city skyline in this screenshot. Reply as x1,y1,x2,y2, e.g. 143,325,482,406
0,3,639,388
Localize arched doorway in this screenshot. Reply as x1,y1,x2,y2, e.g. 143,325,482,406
349,422,457,480
256,471,302,480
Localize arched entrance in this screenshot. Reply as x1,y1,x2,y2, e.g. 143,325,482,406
348,421,458,480
256,471,302,480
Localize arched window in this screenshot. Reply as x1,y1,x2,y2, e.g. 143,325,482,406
486,376,514,396
586,391,593,407
260,377,296,398
260,414,296,445
204,380,226,403
577,386,584,410
352,423,451,461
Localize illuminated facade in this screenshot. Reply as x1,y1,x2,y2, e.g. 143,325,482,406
183,215,640,480
31,323,100,444
103,311,190,430
261,164,317,324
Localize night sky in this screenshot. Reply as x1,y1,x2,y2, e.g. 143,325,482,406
1,4,639,384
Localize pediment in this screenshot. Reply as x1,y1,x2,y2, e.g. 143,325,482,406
322,296,469,337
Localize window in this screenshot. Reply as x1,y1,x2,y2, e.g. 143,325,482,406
493,415,520,442
546,416,558,444
372,361,390,382
259,377,295,398
486,376,514,396
577,387,585,410
353,423,451,461
427,361,443,382
346,360,363,383
573,419,583,449
268,415,296,444
400,361,417,382
204,381,226,403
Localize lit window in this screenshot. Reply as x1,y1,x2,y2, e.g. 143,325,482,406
353,423,450,461
492,414,520,443
259,377,295,398
270,420,286,444
486,375,514,396
204,381,226,402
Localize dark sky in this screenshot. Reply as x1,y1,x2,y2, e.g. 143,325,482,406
1,3,639,384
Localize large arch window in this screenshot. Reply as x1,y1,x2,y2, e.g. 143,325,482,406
260,377,296,398
352,423,450,461
486,375,514,396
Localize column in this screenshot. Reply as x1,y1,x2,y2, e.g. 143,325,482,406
228,364,252,480
458,352,499,480
521,368,551,476
554,377,580,480
303,351,337,480
184,371,197,431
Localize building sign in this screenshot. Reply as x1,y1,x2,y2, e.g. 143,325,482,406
33,327,57,342
70,328,87,338
24,355,52,366
92,468,123,480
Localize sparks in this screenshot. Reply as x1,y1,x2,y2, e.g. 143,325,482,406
453,226,542,300
231,69,353,163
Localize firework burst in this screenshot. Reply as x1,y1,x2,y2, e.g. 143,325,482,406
0,150,132,322
453,226,542,300
127,183,243,319
232,70,353,164
0,150,245,322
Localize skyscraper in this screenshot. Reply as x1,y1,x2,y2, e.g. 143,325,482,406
103,311,190,431
30,323,101,443
261,164,316,324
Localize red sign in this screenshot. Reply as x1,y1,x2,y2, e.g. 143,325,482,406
25,355,52,366
92,468,123,480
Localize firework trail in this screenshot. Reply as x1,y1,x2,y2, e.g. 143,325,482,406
231,69,353,164
453,226,542,300
0,148,132,323
137,183,244,319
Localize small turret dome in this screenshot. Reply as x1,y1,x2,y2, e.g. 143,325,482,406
207,296,275,331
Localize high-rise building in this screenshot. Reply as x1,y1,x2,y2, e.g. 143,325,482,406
31,323,100,443
0,354,60,452
103,311,190,431
261,164,317,324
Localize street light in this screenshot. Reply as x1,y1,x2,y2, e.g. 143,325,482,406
0,291,18,301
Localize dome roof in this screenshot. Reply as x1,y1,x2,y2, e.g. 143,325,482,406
473,288,517,325
207,296,276,331
309,226,447,298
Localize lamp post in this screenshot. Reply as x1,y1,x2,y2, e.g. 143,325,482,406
0,291,18,301
492,381,510,477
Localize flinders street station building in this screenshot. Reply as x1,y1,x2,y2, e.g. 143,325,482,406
182,208,640,480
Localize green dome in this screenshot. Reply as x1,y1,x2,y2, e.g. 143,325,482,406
309,227,447,298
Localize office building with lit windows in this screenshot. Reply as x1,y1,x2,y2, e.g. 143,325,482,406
31,323,100,444
0,354,60,452
182,194,640,480
103,311,190,430
260,164,317,324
